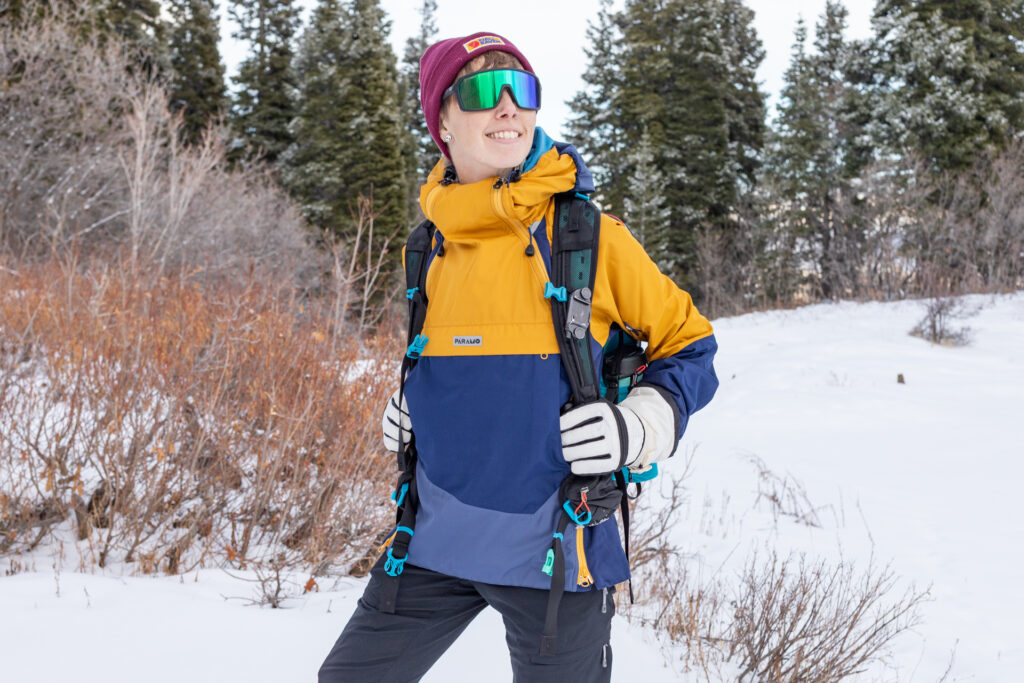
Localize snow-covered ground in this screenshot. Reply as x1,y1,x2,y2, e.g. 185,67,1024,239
2,293,1022,682
680,293,1024,682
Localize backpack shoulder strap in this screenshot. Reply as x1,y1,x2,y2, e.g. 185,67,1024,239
548,192,602,405
378,219,436,613
403,219,435,361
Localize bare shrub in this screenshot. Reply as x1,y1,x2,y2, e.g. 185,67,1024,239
694,226,740,320
0,8,403,587
831,162,916,302
614,464,729,676
975,140,1024,291
727,553,927,683
0,7,314,281
863,144,1023,305
115,86,313,280
634,551,731,677
0,258,400,575
910,297,976,346
325,195,403,338
907,260,979,346
707,138,1024,315
626,548,928,682
617,461,927,682
693,201,770,319
749,455,827,528
0,10,131,256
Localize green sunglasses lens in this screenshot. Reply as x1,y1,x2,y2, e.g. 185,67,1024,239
455,69,541,111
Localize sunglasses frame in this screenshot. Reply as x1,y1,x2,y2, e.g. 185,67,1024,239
442,68,542,112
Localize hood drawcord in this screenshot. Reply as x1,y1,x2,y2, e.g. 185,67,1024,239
493,166,523,190
440,164,458,186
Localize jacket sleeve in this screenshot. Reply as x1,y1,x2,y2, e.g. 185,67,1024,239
592,216,719,441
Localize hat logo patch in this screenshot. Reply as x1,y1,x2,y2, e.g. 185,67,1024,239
463,36,504,53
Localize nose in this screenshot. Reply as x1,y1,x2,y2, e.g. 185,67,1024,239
494,89,519,118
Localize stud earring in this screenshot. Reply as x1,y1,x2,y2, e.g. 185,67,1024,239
442,134,453,143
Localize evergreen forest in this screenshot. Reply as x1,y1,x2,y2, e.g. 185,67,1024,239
2,0,1022,318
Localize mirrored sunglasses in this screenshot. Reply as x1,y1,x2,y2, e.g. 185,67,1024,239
443,68,541,112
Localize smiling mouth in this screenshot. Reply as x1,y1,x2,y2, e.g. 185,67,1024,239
486,131,522,140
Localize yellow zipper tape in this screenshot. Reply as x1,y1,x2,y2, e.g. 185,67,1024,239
576,525,594,588
377,529,398,556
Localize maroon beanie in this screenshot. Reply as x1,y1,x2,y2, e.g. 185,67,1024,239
419,31,534,158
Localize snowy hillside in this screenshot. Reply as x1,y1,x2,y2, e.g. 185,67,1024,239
2,294,1022,682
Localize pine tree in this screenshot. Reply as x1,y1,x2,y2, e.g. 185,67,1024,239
768,2,865,299
167,0,227,145
623,129,670,250
399,0,438,220
96,0,168,73
566,0,626,208
719,0,767,193
228,0,301,164
283,0,407,269
569,0,765,291
870,0,1024,170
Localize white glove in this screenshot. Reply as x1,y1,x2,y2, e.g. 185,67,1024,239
559,399,643,475
559,387,678,475
618,386,679,469
381,389,413,452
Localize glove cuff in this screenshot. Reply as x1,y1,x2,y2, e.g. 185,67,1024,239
616,402,646,468
618,386,678,468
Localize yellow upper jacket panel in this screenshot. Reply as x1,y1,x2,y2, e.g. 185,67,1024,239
401,128,719,592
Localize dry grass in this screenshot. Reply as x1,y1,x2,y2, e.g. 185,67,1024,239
0,6,404,598
0,257,400,579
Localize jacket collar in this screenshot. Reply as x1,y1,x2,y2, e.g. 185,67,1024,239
419,127,593,243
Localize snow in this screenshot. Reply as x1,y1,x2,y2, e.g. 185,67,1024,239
2,293,1023,681
677,294,1024,681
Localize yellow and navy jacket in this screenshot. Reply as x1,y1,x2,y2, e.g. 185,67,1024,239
403,128,718,591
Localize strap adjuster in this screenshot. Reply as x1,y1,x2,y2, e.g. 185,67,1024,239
384,548,407,577
565,288,592,340
384,526,415,577
391,482,409,507
619,463,659,483
406,334,429,359
544,282,568,302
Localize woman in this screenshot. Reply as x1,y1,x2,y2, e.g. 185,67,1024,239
319,31,718,682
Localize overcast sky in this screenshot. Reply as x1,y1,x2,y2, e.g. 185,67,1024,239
219,0,876,139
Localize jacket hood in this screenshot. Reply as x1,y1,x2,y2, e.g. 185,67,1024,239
419,127,595,244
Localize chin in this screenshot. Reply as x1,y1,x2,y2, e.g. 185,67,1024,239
502,145,532,168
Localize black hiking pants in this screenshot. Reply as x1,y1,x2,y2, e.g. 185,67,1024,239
318,556,615,683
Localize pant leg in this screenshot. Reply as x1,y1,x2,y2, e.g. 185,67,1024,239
318,557,488,683
477,581,615,683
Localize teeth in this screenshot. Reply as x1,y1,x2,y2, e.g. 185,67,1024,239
487,131,520,140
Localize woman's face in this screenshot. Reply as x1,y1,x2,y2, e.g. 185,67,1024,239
439,88,536,185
